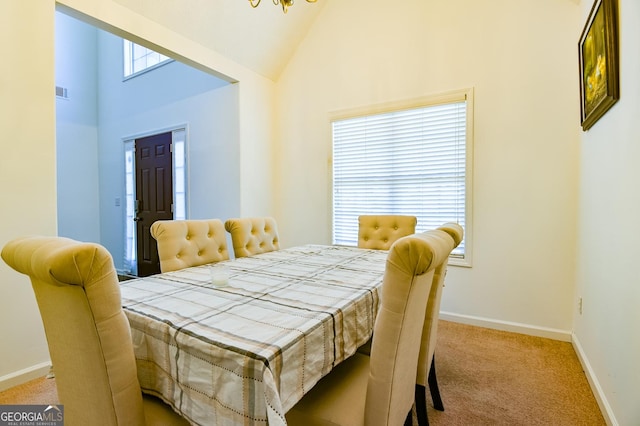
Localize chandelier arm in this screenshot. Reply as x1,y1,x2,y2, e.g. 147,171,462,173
251,0,315,12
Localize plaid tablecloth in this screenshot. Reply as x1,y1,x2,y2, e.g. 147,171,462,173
120,244,387,426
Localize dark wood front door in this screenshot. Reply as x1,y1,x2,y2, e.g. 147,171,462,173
135,132,173,276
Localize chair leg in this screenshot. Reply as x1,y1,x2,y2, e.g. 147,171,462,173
415,384,429,426
404,409,413,426
428,357,444,411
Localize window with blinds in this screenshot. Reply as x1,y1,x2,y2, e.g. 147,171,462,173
332,90,473,263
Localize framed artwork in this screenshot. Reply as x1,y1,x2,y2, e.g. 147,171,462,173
578,0,619,131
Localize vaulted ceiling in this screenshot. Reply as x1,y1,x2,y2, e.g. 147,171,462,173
113,0,327,81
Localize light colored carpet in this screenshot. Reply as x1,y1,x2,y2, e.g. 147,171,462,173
422,320,605,425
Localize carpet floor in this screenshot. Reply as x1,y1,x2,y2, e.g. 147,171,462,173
424,320,605,425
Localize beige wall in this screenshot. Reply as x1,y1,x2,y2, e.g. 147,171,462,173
0,0,57,387
275,0,581,334
575,0,640,423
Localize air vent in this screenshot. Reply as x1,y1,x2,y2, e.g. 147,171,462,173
55,86,68,99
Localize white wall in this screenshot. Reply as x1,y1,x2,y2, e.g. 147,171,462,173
95,29,239,271
0,0,56,388
55,12,101,244
276,0,581,334
54,11,241,271
58,0,278,222
574,0,640,424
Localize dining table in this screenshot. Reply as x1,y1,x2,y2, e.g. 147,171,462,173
119,244,388,426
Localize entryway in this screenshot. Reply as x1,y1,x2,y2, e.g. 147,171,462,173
123,128,187,276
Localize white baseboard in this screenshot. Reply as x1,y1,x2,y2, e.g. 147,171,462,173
0,361,52,392
572,333,618,426
439,311,572,342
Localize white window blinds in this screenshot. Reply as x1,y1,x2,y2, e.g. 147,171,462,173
332,94,470,258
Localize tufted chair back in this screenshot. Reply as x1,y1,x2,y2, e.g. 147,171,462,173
358,215,417,250
224,217,280,259
1,236,189,426
150,219,229,273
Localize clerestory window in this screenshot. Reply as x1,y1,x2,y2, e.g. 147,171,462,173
123,40,172,79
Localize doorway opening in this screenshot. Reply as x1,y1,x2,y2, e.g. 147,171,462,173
123,127,187,276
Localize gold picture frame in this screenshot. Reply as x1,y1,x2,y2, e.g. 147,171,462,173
578,0,619,131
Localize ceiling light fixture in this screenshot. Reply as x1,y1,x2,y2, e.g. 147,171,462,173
249,0,317,14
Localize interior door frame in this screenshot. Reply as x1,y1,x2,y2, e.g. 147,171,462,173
122,124,189,275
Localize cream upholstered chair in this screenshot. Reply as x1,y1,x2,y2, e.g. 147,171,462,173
224,217,279,258
1,236,190,426
150,219,229,273
285,230,454,426
415,222,464,426
356,214,417,356
358,215,417,250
